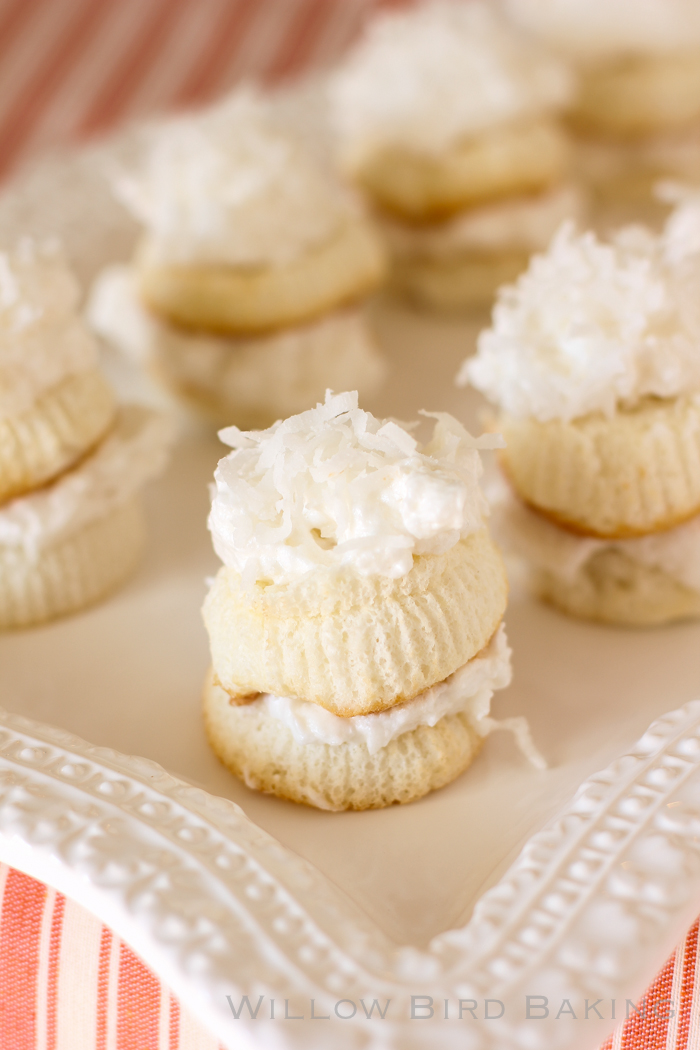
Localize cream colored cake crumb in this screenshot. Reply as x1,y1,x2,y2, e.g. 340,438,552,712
0,369,115,505
203,669,483,810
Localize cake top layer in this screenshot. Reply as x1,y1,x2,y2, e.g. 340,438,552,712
502,0,700,64
0,406,173,558
328,0,572,166
463,216,700,423
208,390,502,585
116,89,358,268
0,239,98,421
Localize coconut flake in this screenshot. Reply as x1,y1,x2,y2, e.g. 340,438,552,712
0,239,98,421
208,390,497,584
115,88,358,267
462,219,700,422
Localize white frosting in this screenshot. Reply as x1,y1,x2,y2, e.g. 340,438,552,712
462,219,700,422
380,184,585,261
208,390,503,586
0,239,98,422
87,266,386,416
489,474,700,593
502,0,700,64
115,89,359,267
328,0,573,166
260,624,511,754
659,184,700,265
0,406,173,560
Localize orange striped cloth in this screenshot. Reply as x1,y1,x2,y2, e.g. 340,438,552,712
0,2,697,1048
0,862,699,1050
598,920,700,1050
0,866,221,1049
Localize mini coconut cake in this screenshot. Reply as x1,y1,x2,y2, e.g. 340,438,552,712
202,390,543,811
0,239,173,628
89,91,387,429
503,0,700,211
0,405,172,628
328,0,582,311
0,240,116,505
460,211,700,626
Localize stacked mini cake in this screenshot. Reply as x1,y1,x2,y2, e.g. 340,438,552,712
328,0,582,311
504,0,700,205
0,240,172,628
89,90,388,428
201,391,542,811
462,209,700,626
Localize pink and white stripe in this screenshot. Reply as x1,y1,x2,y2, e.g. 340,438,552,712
0,0,412,180
0,866,222,1049
0,863,699,1050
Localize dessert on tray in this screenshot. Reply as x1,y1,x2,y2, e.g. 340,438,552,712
201,390,543,811
89,90,388,428
461,206,700,626
328,0,582,311
0,240,172,628
0,240,115,505
503,0,700,211
504,0,700,140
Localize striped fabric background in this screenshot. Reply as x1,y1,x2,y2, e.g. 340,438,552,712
0,861,698,1050
599,920,700,1050
0,865,220,1049
0,1,698,1047
0,0,411,180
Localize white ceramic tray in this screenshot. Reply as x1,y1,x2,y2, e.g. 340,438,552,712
0,133,700,1050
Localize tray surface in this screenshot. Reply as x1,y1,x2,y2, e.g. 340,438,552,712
0,129,699,1050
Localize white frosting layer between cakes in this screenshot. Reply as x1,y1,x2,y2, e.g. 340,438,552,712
87,266,386,417
489,475,700,592
0,239,98,421
259,624,512,754
380,184,585,261
462,218,700,422
209,390,503,585
115,90,359,268
328,0,573,166
502,0,700,64
0,406,173,560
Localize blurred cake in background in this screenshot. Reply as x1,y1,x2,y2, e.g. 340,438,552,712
0,240,172,628
88,90,388,429
503,0,700,221
328,0,583,312
460,201,700,626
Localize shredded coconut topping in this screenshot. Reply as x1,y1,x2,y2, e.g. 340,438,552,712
0,239,98,421
502,0,700,64
0,406,173,560
462,219,700,422
328,0,573,166
208,390,503,584
115,89,358,267
659,184,700,265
